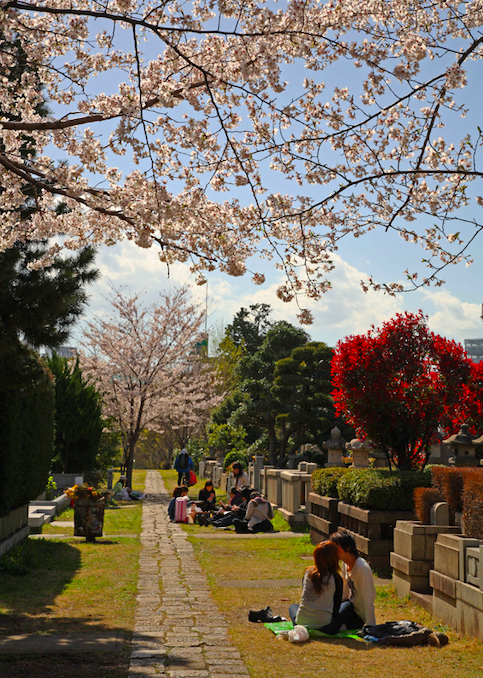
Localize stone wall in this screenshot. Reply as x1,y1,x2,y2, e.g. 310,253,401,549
390,520,460,597
430,533,483,641
0,505,29,558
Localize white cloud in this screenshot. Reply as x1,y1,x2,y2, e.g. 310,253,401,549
422,289,482,344
71,242,482,350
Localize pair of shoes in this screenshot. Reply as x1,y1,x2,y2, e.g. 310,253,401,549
248,606,285,623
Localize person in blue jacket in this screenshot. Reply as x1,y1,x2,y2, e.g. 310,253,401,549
174,448,194,485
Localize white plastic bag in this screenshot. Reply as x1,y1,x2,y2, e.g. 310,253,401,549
288,625,310,643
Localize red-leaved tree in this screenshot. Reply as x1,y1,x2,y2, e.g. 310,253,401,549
332,311,471,470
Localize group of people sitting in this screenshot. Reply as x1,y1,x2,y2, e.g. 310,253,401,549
289,530,376,633
111,475,145,501
168,462,274,533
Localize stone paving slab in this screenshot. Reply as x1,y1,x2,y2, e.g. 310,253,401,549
128,471,251,678
0,631,124,655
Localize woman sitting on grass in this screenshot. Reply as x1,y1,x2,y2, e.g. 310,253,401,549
232,461,250,489
289,541,343,631
233,491,273,533
167,485,189,521
197,480,216,512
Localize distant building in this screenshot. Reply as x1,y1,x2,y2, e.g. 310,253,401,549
464,339,483,363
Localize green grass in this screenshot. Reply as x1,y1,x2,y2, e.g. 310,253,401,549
0,470,146,636
189,531,483,678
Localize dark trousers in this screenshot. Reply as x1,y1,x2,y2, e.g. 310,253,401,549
324,601,364,634
177,470,189,485
233,518,272,533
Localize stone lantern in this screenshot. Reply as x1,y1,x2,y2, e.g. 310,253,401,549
444,424,483,467
323,426,347,468
346,437,373,468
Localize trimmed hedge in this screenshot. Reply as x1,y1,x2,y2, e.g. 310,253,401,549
311,468,348,498
0,345,55,518
337,468,432,511
311,467,432,511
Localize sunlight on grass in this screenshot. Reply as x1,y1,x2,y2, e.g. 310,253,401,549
190,531,483,678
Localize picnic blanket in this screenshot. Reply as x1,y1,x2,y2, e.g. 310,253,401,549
264,620,363,641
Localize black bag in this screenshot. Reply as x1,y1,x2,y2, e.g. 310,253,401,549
178,451,189,468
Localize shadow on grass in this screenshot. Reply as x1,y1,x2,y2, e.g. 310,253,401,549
0,538,131,636
310,636,374,651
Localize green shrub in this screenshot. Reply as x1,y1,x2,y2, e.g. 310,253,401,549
223,451,250,470
311,468,348,498
337,468,432,511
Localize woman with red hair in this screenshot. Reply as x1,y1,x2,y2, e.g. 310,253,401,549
289,541,342,631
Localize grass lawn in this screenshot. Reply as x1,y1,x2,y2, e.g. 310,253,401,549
189,531,483,678
0,469,147,678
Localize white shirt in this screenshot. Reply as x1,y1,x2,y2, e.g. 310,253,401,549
341,557,376,625
235,471,250,488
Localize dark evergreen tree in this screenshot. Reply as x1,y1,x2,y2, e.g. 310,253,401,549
272,342,354,458
232,321,309,464
0,35,98,357
0,243,99,354
48,353,104,474
225,303,272,355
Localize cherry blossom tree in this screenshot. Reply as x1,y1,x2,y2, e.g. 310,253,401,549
153,353,222,464
80,286,205,486
1,1,483,317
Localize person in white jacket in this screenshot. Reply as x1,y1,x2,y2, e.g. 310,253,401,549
326,530,377,632
233,491,273,533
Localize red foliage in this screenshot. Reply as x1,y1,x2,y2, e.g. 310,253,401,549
441,359,483,436
332,311,471,470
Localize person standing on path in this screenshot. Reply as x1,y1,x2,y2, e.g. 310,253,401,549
174,448,194,485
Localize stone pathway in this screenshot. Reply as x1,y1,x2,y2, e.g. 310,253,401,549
128,470,250,678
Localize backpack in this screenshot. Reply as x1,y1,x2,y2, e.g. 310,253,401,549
178,451,189,468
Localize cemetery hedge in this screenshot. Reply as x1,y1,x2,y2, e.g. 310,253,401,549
0,346,55,517
311,467,432,511
311,467,348,497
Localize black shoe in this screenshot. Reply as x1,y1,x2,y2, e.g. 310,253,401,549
248,606,284,623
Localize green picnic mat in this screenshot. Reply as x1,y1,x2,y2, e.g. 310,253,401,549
264,620,363,641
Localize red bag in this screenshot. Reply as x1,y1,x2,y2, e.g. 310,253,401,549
189,470,197,487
